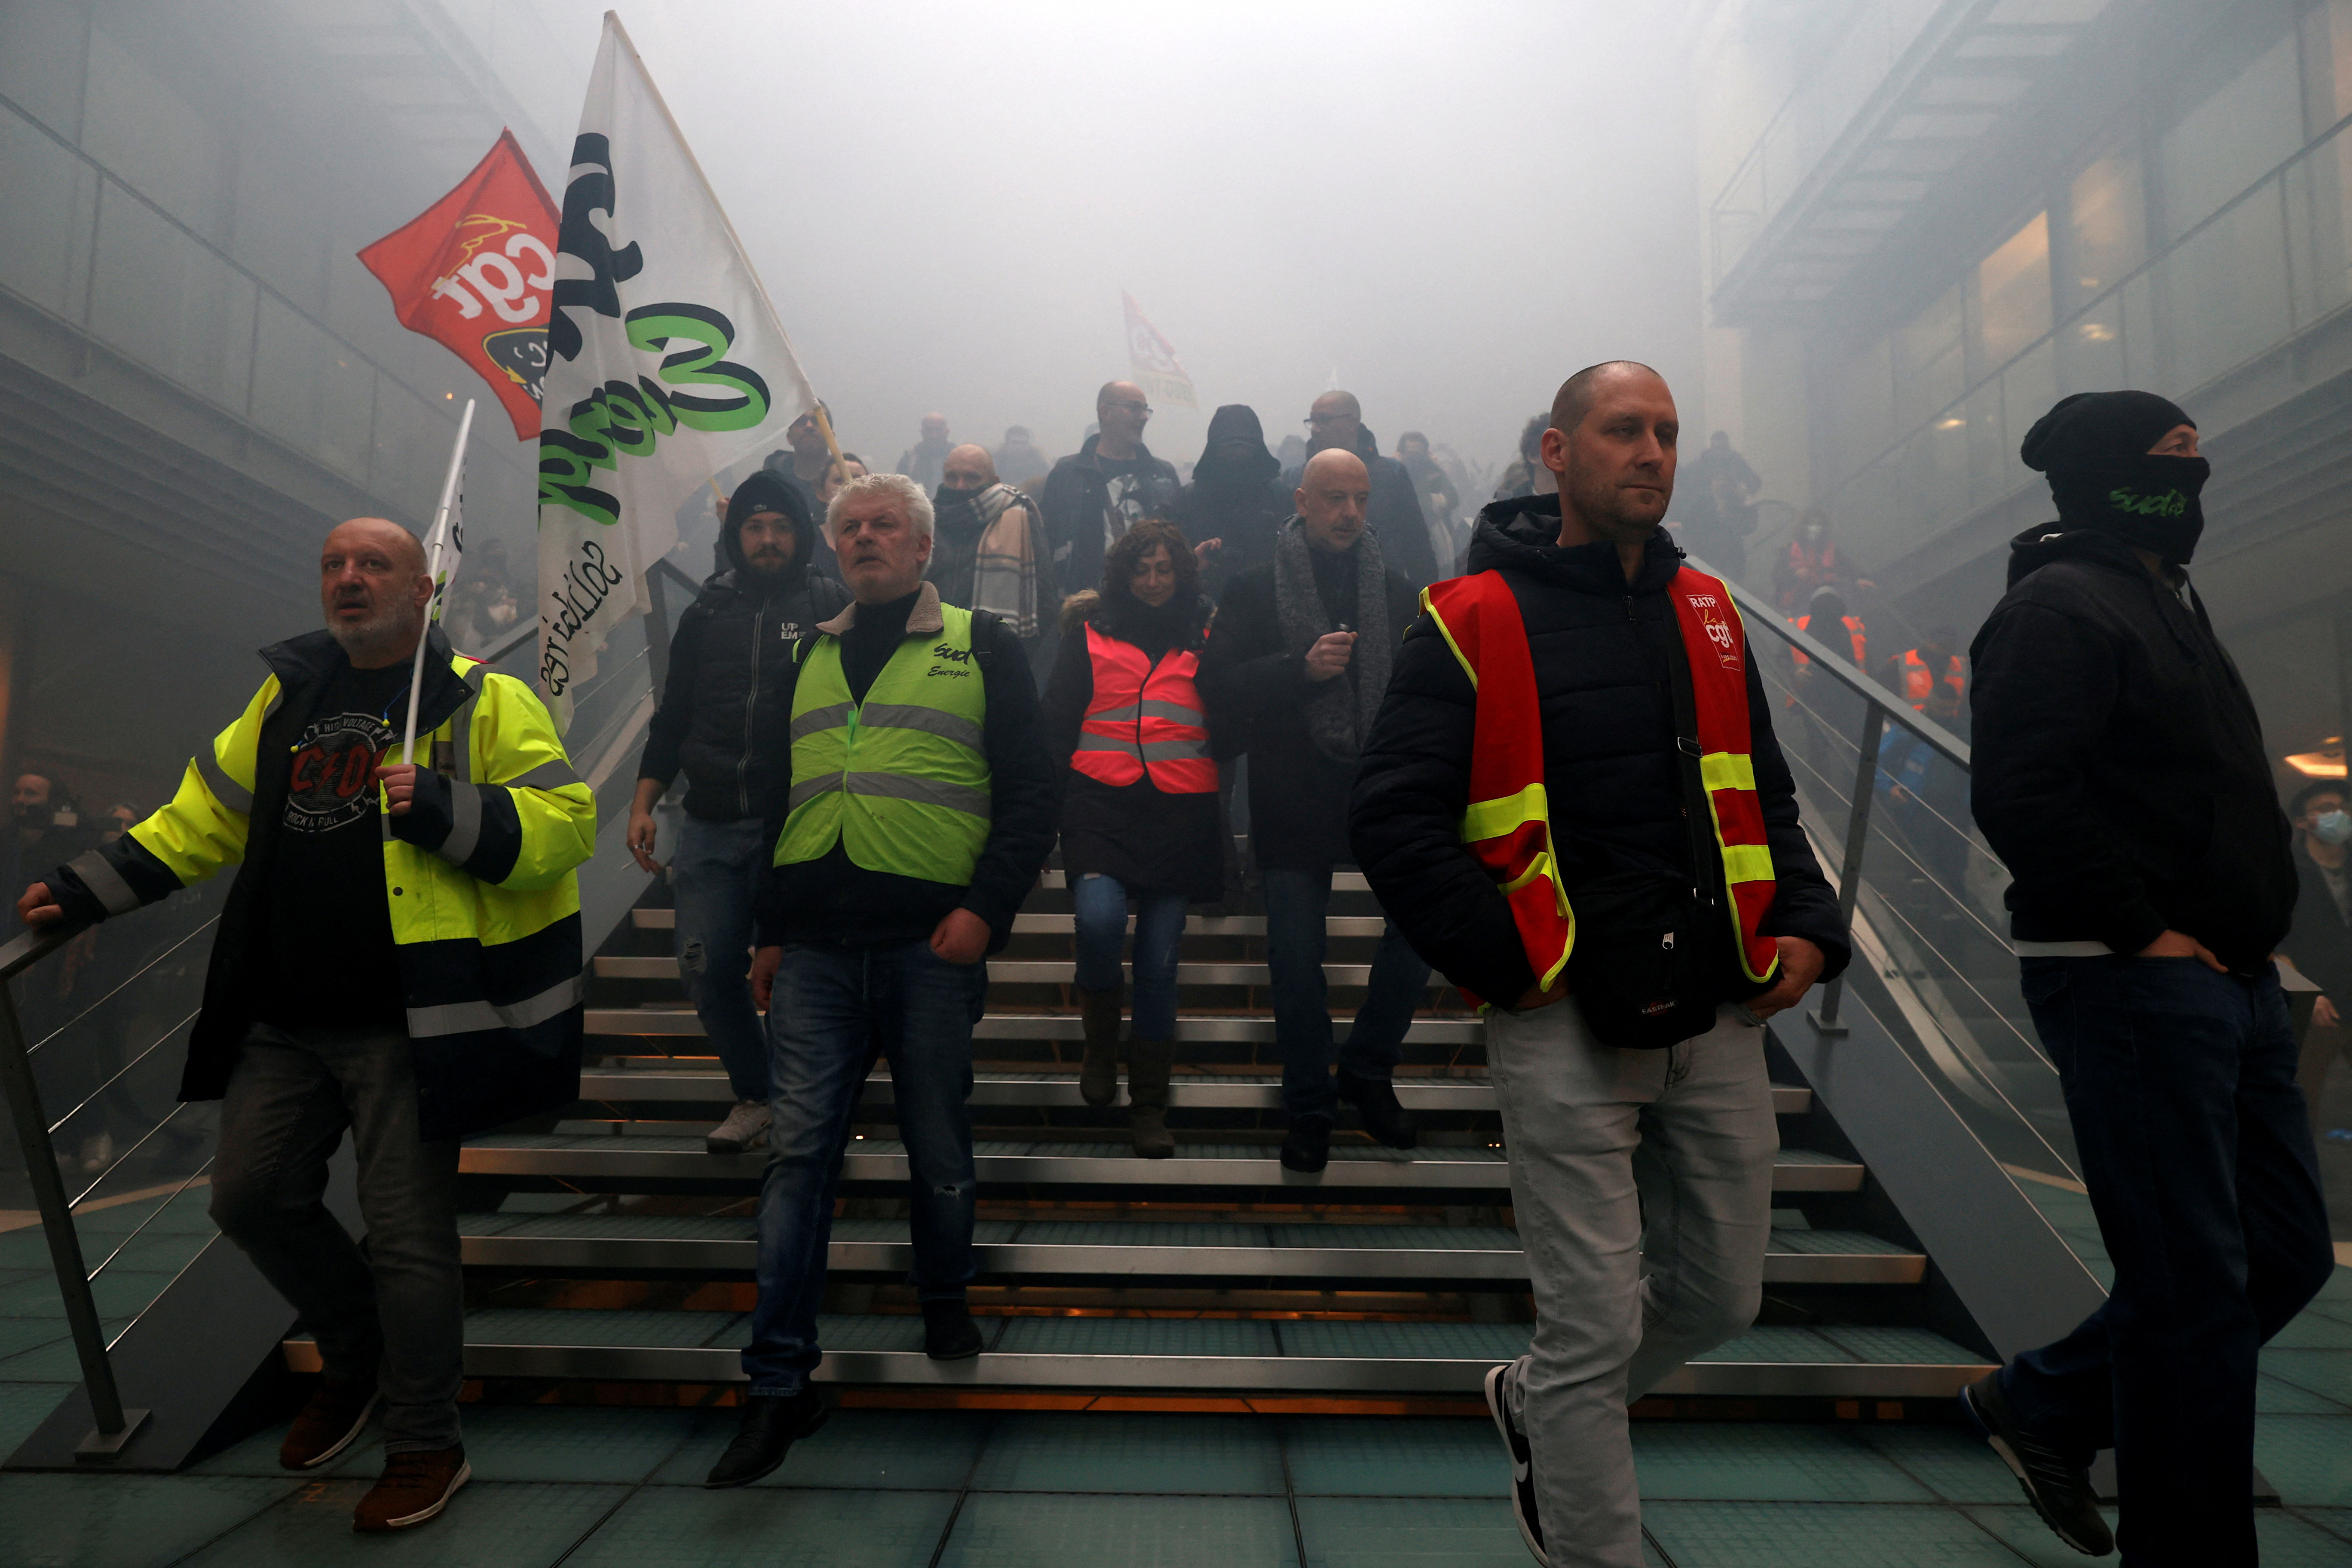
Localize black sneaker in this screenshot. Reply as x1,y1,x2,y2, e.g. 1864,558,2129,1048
1959,1372,2113,1556
922,1299,984,1361
704,1389,829,1488
1280,1114,1332,1173
1338,1073,1418,1149
1484,1363,1549,1567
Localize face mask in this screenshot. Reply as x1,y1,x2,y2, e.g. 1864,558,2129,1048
2047,454,2210,564
2315,809,2351,847
934,482,983,511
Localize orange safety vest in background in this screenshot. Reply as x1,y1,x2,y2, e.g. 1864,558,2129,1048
1791,612,1867,671
1421,567,1782,1006
1900,648,1964,710
1070,623,1217,794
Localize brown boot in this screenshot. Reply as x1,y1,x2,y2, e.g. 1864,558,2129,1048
279,1375,379,1470
352,1445,470,1532
1126,1037,1175,1159
1078,984,1124,1107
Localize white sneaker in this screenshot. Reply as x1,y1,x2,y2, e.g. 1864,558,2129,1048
706,1099,771,1154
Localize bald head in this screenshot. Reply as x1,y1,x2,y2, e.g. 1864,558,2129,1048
1295,449,1371,553
941,443,997,493
1540,361,1679,557
1096,380,1152,456
321,517,432,667
1308,390,1363,456
1550,361,1663,440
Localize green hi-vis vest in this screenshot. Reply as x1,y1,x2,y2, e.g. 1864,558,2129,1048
775,603,992,885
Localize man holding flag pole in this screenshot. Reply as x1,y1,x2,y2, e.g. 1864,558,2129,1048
14,401,594,1533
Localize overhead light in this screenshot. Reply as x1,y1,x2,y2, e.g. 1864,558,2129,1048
1936,416,1966,429
2287,739,2344,778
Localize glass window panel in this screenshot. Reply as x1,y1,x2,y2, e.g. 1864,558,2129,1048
1975,212,2052,379
2157,182,2291,389
2119,270,2161,389
86,182,254,414
2064,153,2145,312
0,105,96,319
1895,283,1966,433
2056,297,2126,393
2003,339,2057,471
2287,123,2352,325
1965,379,2009,512
2159,33,2300,240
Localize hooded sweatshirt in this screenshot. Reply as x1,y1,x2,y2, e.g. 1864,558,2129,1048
638,469,852,822
1167,404,1288,599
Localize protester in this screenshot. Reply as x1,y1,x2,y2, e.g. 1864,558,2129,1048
897,413,953,492
1963,390,2333,1562
1876,670,1972,906
1677,473,1756,579
992,425,1051,488
1283,391,1440,588
1040,381,1182,603
1352,361,1846,1568
816,452,869,509
1683,430,1760,505
1198,449,1430,1173
1773,508,1874,610
762,405,839,518
712,472,1057,1488
629,471,851,1154
928,444,1045,643
1885,624,1965,714
16,518,594,1532
1493,413,1550,500
1167,404,1289,601
2285,779,2352,1146
1396,430,1463,573
1040,518,1220,1158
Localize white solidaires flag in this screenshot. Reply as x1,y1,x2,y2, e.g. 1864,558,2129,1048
536,11,818,727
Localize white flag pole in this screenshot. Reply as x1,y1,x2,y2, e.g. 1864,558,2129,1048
402,397,477,765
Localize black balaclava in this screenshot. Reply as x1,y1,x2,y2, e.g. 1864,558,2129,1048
1192,404,1279,494
2020,390,2208,563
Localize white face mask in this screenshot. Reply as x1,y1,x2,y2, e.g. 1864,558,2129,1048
2314,808,2351,847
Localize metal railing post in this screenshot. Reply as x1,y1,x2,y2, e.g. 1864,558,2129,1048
1810,700,1886,1036
0,929,149,1458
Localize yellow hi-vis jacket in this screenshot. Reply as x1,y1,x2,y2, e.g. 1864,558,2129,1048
55,628,596,1139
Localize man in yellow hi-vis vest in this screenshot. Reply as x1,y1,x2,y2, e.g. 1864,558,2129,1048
1353,365,1849,1568
705,472,1058,1488
17,518,593,1534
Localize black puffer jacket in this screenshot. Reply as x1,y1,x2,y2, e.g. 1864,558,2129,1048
1350,496,1849,1007
1968,525,2292,969
639,469,852,822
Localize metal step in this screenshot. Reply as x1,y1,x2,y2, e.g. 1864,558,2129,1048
282,1310,1989,1396
628,908,1385,938
459,1130,1866,1192
585,1008,1489,1045
573,1064,1814,1117
592,955,1406,987
456,1213,1926,1285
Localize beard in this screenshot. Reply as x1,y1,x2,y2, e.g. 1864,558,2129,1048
1565,466,1667,542
329,599,425,663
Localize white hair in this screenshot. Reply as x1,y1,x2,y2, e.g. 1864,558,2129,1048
826,470,933,540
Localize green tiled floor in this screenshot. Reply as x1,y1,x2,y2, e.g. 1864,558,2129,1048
0,1259,2346,1564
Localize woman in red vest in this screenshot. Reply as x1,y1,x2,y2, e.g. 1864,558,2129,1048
1039,518,1222,1157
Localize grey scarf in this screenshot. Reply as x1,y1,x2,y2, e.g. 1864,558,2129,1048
1273,517,1391,763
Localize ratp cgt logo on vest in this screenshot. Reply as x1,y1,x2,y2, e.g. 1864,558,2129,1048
1687,598,1742,669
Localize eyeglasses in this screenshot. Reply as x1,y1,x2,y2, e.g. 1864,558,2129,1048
1106,400,1152,416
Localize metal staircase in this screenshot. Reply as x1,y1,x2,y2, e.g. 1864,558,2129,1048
282,864,1999,1404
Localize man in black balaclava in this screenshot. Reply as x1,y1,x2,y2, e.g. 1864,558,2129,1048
628,469,851,1155
1168,404,1289,601
1960,391,2332,1565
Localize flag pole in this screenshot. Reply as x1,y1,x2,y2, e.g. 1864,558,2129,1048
402,398,477,765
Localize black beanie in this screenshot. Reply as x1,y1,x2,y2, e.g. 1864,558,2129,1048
2019,391,2192,473
2018,390,2209,564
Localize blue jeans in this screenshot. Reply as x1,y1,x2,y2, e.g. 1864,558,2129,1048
2004,956,2332,1567
673,813,771,1102
1072,873,1188,1040
742,938,986,1393
1263,867,1432,1120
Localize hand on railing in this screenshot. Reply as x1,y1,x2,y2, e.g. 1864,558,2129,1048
15,879,66,928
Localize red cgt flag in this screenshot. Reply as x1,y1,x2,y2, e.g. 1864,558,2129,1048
358,130,560,440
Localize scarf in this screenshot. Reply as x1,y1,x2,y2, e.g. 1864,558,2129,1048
1274,517,1390,764
928,482,1039,636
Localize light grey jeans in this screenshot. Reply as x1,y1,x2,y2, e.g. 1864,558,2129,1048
1489,1002,1779,1568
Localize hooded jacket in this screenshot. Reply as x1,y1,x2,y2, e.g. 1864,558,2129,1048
1349,495,1848,1007
1282,424,1441,590
1039,435,1182,602
1968,524,2293,968
640,469,852,822
1167,405,1289,600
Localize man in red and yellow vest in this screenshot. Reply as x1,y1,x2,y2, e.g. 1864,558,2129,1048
1884,624,1965,714
1353,363,1850,1568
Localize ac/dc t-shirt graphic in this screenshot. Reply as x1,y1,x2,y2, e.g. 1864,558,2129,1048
257,661,411,1029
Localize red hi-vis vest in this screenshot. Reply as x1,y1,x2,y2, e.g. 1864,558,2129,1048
1901,648,1964,710
1070,624,1217,793
1421,568,1782,1005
